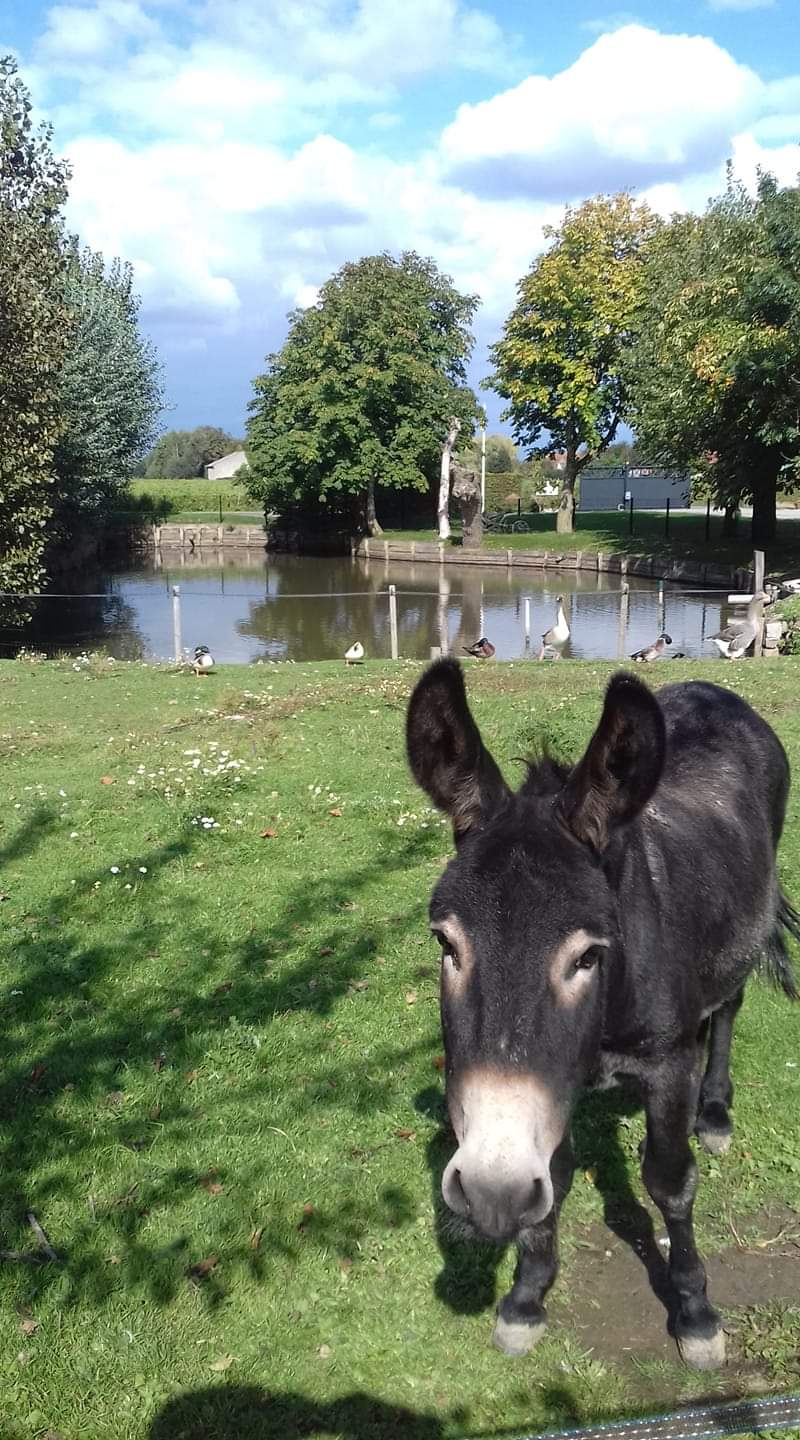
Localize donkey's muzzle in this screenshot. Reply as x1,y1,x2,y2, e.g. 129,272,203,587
443,1159,555,1241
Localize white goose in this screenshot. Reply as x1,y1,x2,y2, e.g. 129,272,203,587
538,595,569,660
344,641,365,666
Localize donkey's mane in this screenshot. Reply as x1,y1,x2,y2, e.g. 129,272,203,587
520,751,572,798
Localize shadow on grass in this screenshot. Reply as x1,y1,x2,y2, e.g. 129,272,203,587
148,1386,450,1440
0,808,445,1308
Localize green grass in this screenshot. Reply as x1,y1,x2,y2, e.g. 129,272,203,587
114,479,262,525
383,510,800,574
2,657,800,1438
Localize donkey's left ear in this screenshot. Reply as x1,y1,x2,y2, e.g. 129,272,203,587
558,673,666,852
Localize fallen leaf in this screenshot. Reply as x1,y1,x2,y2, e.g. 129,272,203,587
29,1062,46,1084
197,1169,223,1195
260,828,278,839
318,1344,332,1359
404,991,418,1005
19,1318,38,1336
168,1006,181,1018
319,946,333,957
432,1054,445,1072
148,1105,161,1121
100,776,115,785
185,1070,200,1085
395,1128,417,1141
329,808,342,817
187,1255,218,1281
206,1182,224,1196
153,1053,166,1072
339,1257,353,1273
302,1202,314,1217
250,1227,264,1251
209,1354,235,1372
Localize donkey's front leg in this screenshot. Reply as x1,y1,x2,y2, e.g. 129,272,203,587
493,1134,574,1357
642,1063,725,1371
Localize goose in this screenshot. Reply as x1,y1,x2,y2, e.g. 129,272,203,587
344,641,365,665
631,632,672,663
538,643,562,662
709,592,769,660
463,637,496,659
192,645,215,676
538,596,569,660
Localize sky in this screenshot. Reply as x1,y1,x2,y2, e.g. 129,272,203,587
3,0,799,438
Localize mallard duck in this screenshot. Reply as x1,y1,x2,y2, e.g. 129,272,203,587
538,596,569,660
709,592,768,660
344,641,365,665
192,645,215,676
631,632,672,663
462,637,496,659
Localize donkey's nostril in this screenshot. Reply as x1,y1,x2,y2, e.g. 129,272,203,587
522,1175,554,1225
446,1166,470,1216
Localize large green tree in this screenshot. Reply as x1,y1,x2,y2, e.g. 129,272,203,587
246,251,478,535
55,246,162,522
0,56,72,602
488,194,659,532
627,171,800,546
143,426,241,479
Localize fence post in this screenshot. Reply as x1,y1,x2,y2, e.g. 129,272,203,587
219,494,223,524
628,495,634,535
664,497,670,539
617,580,630,660
754,549,765,657
705,498,711,543
524,596,531,649
388,583,399,660
172,585,182,664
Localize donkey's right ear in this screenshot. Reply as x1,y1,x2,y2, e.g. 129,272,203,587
406,659,510,840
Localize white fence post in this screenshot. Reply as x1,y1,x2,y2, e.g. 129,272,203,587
389,584,399,660
172,585,182,664
524,596,531,648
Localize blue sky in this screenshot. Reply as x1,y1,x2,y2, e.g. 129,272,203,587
4,0,799,437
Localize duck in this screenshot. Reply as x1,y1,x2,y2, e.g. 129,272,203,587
344,641,365,665
538,596,569,660
192,645,215,676
631,632,672,663
463,637,496,659
709,591,769,660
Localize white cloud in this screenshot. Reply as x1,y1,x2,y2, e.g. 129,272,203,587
439,25,763,199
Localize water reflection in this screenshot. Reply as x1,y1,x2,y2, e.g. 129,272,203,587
1,551,739,663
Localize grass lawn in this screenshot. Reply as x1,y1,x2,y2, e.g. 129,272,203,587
383,511,800,575
2,657,800,1439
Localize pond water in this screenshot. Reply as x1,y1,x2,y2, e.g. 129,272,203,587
6,550,741,663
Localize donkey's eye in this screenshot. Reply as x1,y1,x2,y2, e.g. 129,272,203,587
573,946,603,973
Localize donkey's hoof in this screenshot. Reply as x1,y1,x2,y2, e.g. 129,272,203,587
493,1315,547,1357
698,1128,731,1156
677,1327,726,1371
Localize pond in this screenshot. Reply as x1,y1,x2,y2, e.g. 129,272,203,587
4,550,742,663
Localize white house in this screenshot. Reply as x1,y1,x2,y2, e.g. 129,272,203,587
205,449,246,481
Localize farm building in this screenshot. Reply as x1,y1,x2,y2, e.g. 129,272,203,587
205,449,246,480
578,466,691,511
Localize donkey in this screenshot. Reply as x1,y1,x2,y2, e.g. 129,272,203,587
406,660,799,1369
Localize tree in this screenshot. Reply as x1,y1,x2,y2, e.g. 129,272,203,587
488,194,659,532
438,416,461,540
144,427,241,479
246,251,479,536
54,246,162,521
0,56,72,604
627,171,800,546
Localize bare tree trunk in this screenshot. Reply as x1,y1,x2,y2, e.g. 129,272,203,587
438,417,461,541
366,477,383,537
556,454,579,534
721,502,738,538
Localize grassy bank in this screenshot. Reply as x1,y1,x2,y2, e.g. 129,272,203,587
384,510,800,575
2,657,800,1439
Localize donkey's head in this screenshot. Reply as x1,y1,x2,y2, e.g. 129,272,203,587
406,660,666,1244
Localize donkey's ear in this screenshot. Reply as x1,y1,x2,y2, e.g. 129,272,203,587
558,672,666,852
406,659,510,840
